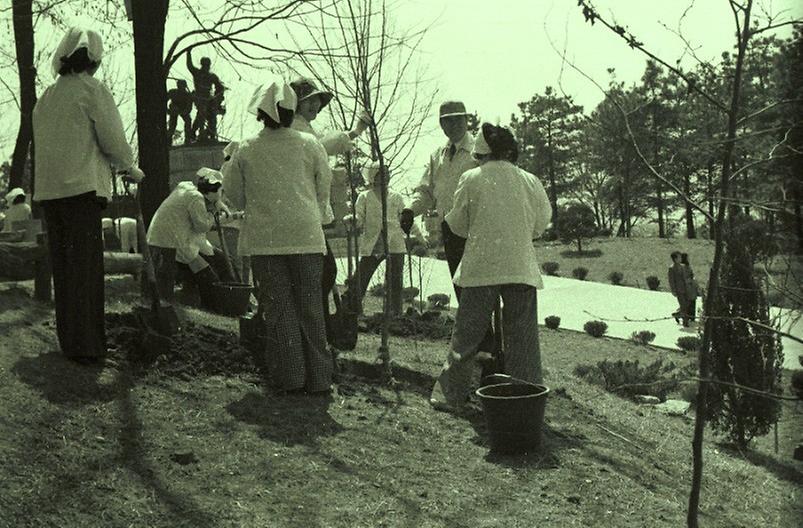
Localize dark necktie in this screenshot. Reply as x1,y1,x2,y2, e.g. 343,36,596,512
448,143,456,161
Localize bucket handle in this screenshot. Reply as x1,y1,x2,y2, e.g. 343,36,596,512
481,373,540,387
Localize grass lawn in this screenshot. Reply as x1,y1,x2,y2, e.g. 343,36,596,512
0,277,800,527
533,237,801,308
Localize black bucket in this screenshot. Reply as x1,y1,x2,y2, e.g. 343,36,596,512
209,282,252,317
476,380,549,454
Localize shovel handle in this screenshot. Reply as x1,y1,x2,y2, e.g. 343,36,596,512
214,212,241,283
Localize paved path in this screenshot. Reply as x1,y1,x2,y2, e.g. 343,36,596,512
336,257,802,370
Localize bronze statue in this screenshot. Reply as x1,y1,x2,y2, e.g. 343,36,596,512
186,50,225,143
166,79,193,145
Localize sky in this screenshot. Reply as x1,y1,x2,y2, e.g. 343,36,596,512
1,0,801,191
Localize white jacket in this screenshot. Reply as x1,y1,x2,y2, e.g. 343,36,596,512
146,182,215,264
354,189,407,256
222,127,332,256
445,161,552,288
33,73,133,202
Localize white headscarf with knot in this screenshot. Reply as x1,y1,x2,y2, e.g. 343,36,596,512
247,80,297,122
51,27,104,78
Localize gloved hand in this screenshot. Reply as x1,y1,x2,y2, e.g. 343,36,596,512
399,208,414,235
121,166,146,184
353,110,371,136
214,200,231,218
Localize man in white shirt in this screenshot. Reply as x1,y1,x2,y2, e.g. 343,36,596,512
430,123,552,413
400,101,478,297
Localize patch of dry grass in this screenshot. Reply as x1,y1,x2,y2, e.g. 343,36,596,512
0,278,800,528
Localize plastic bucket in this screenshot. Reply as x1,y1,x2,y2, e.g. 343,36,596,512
209,282,252,317
476,381,550,454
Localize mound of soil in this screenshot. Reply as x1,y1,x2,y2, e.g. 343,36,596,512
105,312,259,379
361,310,454,340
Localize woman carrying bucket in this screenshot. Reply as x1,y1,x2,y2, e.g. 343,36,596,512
430,123,552,413
222,80,334,395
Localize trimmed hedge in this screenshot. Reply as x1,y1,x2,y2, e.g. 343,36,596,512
584,320,608,338
544,315,561,330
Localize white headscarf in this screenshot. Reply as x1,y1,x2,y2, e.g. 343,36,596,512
362,161,382,187
51,27,104,78
196,167,223,185
247,80,297,123
472,125,492,156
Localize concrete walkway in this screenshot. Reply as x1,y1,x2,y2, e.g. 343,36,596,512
336,256,802,370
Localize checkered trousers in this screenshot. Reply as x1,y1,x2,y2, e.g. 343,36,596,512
251,254,332,392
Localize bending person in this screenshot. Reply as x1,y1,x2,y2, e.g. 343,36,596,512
430,123,552,413
33,27,145,365
223,81,334,395
146,168,234,308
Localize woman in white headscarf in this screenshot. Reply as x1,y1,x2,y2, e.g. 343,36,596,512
430,123,552,413
223,80,334,395
32,27,145,365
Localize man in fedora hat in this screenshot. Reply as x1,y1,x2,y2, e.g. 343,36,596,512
400,101,478,299
290,77,371,346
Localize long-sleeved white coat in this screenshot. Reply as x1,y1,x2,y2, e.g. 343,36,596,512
33,73,133,202
222,127,332,256
445,160,552,288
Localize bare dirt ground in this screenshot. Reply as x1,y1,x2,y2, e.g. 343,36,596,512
0,276,800,527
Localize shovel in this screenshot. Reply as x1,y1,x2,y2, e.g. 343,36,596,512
208,213,253,319
124,180,180,344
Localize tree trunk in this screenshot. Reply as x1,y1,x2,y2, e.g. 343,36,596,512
547,125,559,234
688,3,754,526
9,0,36,193
684,172,696,238
131,0,170,227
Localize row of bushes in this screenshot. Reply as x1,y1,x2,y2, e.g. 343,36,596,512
540,262,663,290
543,315,703,351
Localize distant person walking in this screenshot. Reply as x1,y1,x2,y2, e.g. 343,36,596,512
33,27,145,364
667,251,690,327
430,123,552,413
681,253,699,323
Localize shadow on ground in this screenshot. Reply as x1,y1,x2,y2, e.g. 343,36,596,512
227,391,344,446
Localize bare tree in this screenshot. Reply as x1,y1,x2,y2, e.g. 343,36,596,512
573,1,800,526
290,0,436,378
8,0,36,195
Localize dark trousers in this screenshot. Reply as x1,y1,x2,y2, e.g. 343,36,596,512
442,220,495,351
322,241,337,343
150,246,230,307
441,221,466,300
42,192,106,359
350,253,404,315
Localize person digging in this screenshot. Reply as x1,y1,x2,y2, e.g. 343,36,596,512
146,168,240,309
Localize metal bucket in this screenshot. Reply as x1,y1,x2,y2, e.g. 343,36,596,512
209,282,252,317
476,379,549,454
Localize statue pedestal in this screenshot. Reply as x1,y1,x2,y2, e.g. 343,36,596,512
169,142,226,189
